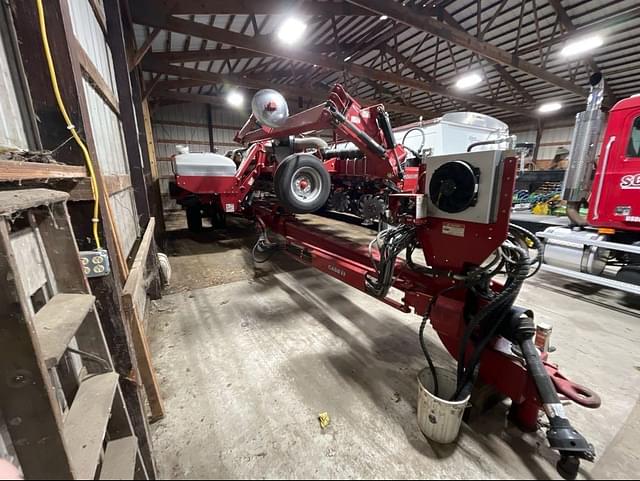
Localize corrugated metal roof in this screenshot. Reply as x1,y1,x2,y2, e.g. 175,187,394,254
134,0,640,125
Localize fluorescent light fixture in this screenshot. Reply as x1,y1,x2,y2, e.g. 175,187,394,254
226,91,244,108
560,35,604,57
455,72,483,90
344,55,353,62
277,17,308,45
538,102,563,113
380,15,389,20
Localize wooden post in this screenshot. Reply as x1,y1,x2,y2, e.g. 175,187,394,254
104,0,151,228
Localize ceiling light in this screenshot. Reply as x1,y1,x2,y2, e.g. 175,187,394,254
455,72,483,90
226,91,244,108
277,17,308,45
560,35,604,57
380,15,389,20
344,55,353,62
538,102,562,114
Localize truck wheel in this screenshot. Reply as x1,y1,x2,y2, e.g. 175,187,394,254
274,154,331,213
186,206,203,232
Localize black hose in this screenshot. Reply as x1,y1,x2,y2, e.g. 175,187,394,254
509,223,543,278
252,240,278,264
453,244,530,401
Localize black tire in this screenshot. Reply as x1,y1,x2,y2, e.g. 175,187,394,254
274,153,331,213
186,206,203,232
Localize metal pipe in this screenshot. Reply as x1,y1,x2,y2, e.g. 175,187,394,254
329,107,387,157
292,136,329,151
566,201,588,226
562,74,606,203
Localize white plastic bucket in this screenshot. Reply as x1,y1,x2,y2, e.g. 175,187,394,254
417,367,470,444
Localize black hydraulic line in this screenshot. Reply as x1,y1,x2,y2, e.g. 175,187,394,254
377,109,397,149
467,137,514,152
328,106,387,157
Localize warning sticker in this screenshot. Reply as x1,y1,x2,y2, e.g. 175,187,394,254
442,222,465,238
225,203,236,213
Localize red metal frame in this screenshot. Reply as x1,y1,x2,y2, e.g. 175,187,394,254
251,155,600,432
172,84,600,436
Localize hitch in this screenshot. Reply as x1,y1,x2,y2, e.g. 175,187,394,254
507,309,596,479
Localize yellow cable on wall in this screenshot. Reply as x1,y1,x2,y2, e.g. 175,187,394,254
35,0,102,249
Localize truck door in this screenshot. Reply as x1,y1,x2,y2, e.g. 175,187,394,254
589,108,640,230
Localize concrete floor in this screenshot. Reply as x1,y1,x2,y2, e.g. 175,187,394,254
150,212,640,479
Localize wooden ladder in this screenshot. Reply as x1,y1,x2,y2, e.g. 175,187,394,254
0,189,149,480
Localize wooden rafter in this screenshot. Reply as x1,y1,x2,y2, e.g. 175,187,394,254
547,0,617,106
131,3,535,117
345,0,587,98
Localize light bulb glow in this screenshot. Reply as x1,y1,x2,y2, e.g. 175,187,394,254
227,91,244,108
277,18,308,45
538,102,563,113
455,72,483,90
560,35,604,57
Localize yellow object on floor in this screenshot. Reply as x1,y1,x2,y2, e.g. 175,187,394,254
318,412,331,429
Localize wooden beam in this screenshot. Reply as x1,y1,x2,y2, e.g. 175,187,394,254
518,5,640,56
122,218,164,422
345,0,588,99
146,62,438,118
437,10,535,105
74,38,120,114
130,27,160,70
142,73,162,101
132,6,533,117
151,90,231,108
153,0,374,16
547,0,617,106
147,47,269,64
0,160,87,181
105,0,151,226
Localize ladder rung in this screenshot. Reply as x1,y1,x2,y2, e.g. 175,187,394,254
34,293,95,368
64,372,119,480
99,436,139,480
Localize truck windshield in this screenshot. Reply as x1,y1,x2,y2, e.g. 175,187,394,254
627,116,640,158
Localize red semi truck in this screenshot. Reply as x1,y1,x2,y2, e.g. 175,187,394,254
539,74,640,294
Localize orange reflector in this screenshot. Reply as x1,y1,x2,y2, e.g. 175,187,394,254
598,228,616,235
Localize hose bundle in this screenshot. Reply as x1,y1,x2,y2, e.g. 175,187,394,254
365,224,416,299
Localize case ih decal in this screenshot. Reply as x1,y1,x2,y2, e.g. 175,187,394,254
620,173,640,189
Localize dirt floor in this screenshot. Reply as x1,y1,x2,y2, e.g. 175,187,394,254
149,211,640,479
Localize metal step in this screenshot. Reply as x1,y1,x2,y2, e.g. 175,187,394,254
99,436,139,480
33,293,95,368
64,372,119,480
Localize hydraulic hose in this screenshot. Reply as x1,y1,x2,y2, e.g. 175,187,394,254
453,245,530,400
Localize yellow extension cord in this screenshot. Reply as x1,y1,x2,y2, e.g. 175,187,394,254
36,0,102,249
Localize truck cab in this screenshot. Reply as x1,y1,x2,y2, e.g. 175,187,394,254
589,95,640,231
